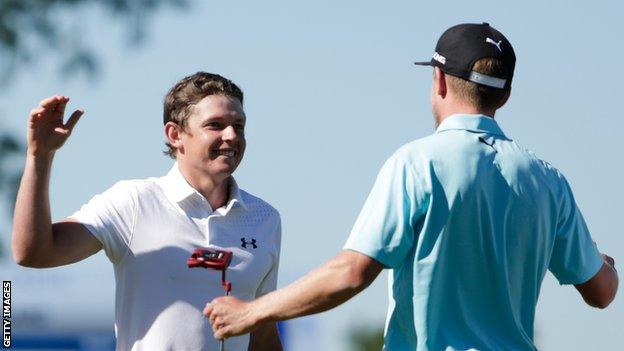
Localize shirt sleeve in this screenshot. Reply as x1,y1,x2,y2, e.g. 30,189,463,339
548,174,603,285
255,213,281,297
68,180,138,264
344,155,427,269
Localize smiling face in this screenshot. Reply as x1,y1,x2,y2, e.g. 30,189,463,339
176,94,246,182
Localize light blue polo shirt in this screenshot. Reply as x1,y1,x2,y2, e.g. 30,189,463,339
344,114,603,351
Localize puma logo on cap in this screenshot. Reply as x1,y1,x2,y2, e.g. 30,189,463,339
485,38,503,52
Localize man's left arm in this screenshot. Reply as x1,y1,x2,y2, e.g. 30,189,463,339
205,250,383,339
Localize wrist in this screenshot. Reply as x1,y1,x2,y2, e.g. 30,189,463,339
26,150,56,172
26,148,55,160
250,297,273,325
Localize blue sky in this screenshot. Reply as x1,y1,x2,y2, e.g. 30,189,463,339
1,1,623,349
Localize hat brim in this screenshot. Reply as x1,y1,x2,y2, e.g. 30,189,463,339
414,60,433,66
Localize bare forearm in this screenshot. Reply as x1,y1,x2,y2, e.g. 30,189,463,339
253,250,381,324
12,152,55,265
204,251,383,339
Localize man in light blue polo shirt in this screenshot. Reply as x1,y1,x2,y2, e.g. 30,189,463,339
205,23,618,350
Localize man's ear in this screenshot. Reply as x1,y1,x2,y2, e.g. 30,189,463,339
434,67,447,99
165,122,184,154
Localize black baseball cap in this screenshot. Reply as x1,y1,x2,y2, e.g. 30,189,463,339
414,22,516,89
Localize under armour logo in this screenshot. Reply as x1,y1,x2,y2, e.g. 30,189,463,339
485,37,503,52
240,238,258,249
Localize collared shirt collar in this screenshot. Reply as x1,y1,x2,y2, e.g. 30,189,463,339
436,114,507,137
161,163,247,212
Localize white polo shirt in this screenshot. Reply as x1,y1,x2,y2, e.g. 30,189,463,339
70,164,281,351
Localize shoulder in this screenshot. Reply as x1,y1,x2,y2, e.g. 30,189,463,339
392,131,457,160
538,159,572,195
105,178,161,198
239,189,281,219
87,177,165,211
398,133,442,153
238,190,281,246
507,142,572,199
386,136,440,174
515,144,568,183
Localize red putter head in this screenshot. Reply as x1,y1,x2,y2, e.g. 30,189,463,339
187,248,233,294
187,248,232,270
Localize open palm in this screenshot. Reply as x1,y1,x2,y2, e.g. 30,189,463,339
27,95,84,155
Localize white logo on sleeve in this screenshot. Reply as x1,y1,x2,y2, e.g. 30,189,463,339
485,38,503,52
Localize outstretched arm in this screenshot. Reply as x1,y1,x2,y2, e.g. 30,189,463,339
204,249,384,340
12,95,102,268
574,254,618,309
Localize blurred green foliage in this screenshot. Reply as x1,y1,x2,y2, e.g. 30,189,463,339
0,132,24,257
348,324,384,351
0,0,189,84
0,0,190,257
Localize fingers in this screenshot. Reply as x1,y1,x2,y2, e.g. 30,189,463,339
38,95,61,108
65,109,85,131
203,302,214,318
210,316,231,340
204,300,221,330
602,254,615,267
36,95,71,114
204,298,234,340
214,326,229,340
55,96,69,117
205,302,224,339
29,107,45,119
38,95,65,113
32,95,84,129
209,305,219,326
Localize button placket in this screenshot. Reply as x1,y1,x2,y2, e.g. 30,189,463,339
194,194,213,246
206,212,225,247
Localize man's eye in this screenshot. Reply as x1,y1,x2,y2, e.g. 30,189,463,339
205,123,221,129
234,124,245,130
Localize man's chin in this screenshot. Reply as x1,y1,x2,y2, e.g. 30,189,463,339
189,158,240,179
210,163,239,177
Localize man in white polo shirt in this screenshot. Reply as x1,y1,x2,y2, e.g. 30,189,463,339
12,72,283,350
204,23,618,350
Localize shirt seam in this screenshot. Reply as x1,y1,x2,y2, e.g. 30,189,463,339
116,184,138,266
401,157,429,215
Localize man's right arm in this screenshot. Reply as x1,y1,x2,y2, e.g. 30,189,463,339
574,254,618,309
551,172,619,309
12,95,101,268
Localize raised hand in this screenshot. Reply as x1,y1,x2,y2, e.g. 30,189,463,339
27,95,84,156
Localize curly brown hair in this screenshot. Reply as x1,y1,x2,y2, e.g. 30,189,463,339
163,72,244,158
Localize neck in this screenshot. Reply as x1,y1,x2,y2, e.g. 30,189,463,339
435,101,496,127
177,162,231,210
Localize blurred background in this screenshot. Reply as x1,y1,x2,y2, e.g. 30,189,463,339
0,0,622,350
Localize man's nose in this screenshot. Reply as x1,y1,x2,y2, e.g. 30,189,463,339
222,125,238,141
